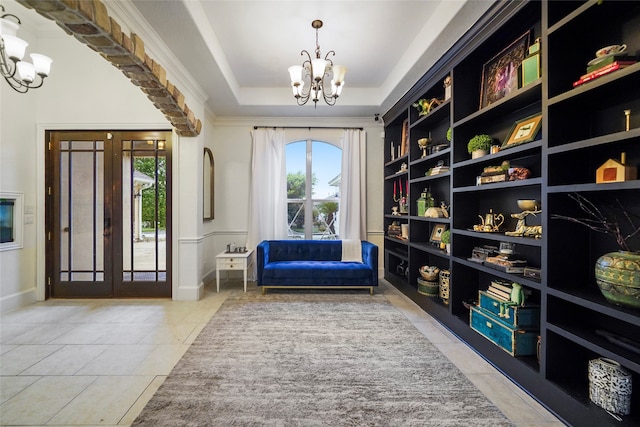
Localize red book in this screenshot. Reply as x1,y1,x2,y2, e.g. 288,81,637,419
573,62,634,87
580,60,637,79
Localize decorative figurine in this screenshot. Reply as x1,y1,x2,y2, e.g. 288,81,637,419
412,98,443,116
510,282,526,306
443,75,452,100
417,134,431,158
595,152,637,184
505,201,542,238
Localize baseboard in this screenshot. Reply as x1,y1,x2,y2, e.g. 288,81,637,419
0,287,38,313
172,281,204,301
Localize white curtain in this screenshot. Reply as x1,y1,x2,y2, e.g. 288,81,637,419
339,129,367,240
247,128,288,251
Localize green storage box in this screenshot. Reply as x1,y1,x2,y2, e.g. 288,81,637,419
470,306,538,356
478,291,540,329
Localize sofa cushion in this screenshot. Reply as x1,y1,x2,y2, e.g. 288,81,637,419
262,261,372,286
268,240,342,262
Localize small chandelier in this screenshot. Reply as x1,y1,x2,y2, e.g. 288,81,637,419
288,20,346,107
0,5,53,93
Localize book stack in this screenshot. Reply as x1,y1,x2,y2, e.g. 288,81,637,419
486,280,533,302
487,280,513,301
573,54,637,87
484,254,527,273
426,165,450,176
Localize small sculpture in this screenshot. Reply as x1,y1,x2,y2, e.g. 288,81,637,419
412,98,442,116
417,136,431,158
505,209,542,238
510,282,526,306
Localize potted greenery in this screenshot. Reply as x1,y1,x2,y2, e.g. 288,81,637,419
467,134,493,159
440,229,451,254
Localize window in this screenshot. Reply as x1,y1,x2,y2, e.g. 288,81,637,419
286,140,341,239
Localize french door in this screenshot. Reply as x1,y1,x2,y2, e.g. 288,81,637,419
46,130,171,298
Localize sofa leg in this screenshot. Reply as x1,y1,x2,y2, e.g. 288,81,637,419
369,287,373,295
261,287,266,295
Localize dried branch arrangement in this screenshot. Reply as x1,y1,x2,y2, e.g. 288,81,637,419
551,193,640,252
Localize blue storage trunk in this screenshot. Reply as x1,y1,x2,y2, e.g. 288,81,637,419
470,305,538,356
478,291,540,329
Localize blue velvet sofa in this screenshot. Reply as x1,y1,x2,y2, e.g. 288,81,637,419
256,240,378,295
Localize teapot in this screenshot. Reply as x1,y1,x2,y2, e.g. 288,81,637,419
478,209,504,231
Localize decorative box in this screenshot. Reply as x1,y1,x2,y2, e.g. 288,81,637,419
588,357,632,415
523,266,541,279
470,305,538,356
477,291,540,329
417,278,438,296
521,38,541,87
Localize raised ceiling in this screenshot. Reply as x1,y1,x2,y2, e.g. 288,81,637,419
121,0,493,119
14,0,494,119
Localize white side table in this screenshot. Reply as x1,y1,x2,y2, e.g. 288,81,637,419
215,249,254,292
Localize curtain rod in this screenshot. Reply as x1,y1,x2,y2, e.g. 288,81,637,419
253,126,363,130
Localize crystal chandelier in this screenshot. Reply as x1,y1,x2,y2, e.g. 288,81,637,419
0,5,53,93
288,20,346,107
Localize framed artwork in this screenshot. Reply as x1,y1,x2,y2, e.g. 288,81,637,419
400,118,409,157
430,224,447,243
501,113,542,150
480,30,531,109
203,147,214,221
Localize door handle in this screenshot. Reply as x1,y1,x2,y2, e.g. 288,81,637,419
63,227,70,232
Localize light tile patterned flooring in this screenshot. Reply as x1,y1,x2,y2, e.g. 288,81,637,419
1,280,565,426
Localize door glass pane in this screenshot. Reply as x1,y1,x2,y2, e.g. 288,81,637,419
59,140,104,282
123,145,167,282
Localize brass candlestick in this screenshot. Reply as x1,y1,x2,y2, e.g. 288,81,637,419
624,109,631,132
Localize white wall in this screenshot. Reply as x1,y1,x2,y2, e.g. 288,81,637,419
0,62,39,311
0,9,209,311
0,5,386,311
206,117,385,281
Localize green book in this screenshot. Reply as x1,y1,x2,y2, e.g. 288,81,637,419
587,55,636,73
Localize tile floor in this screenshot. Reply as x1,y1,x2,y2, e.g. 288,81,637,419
0,280,565,426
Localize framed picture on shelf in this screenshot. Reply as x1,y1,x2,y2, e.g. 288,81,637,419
430,224,447,243
400,118,409,157
501,113,542,150
479,30,531,109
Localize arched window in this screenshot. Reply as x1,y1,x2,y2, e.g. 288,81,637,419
286,140,341,239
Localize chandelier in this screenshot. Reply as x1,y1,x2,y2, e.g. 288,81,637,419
0,5,53,93
288,20,346,107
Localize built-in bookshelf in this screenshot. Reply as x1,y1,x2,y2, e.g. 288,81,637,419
382,1,640,425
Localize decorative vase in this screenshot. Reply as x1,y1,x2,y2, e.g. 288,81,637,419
594,251,640,309
471,149,488,159
439,270,450,305
588,357,632,415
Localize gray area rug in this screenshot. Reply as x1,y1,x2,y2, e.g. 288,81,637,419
133,290,513,426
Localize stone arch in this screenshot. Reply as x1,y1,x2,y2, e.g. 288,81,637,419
17,0,202,137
